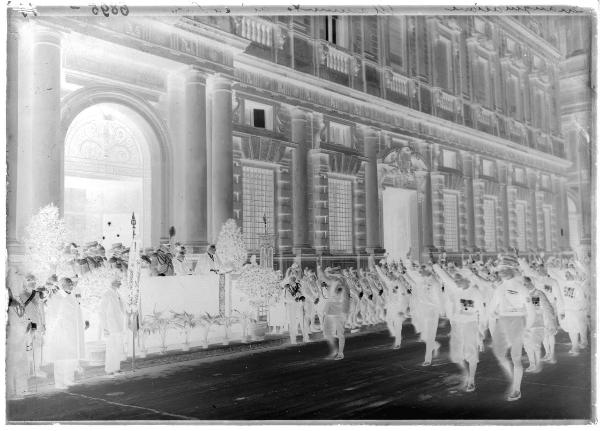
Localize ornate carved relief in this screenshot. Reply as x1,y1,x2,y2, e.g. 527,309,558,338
327,153,362,176
377,146,429,189
240,135,286,163
65,113,143,177
232,91,241,124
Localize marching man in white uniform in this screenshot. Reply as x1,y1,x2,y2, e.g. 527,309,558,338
318,265,351,360
376,264,410,349
557,271,589,356
433,265,486,392
404,263,443,366
99,279,126,375
488,256,534,402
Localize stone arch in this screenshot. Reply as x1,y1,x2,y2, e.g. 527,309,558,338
60,86,171,245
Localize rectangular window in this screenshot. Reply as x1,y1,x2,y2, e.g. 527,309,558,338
389,16,404,71
515,201,527,252
507,75,521,120
483,197,497,251
474,58,490,107
443,192,459,252
252,109,265,128
442,150,458,169
514,168,526,184
543,206,553,251
541,175,551,190
534,91,544,129
242,166,275,251
363,16,379,61
245,101,273,130
329,122,352,147
328,178,353,253
325,15,348,48
434,38,452,92
482,159,495,177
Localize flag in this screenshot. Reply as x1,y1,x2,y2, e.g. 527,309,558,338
126,238,142,333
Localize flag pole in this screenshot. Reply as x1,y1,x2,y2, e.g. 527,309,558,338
131,212,137,372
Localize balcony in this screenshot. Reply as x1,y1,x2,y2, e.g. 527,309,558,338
475,107,496,127
434,89,459,113
237,17,274,47
385,72,412,97
319,42,356,76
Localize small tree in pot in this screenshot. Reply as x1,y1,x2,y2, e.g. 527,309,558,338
171,311,198,351
233,309,257,343
217,313,239,345
144,307,173,354
198,312,221,349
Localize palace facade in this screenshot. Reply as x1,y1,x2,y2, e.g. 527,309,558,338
7,10,592,269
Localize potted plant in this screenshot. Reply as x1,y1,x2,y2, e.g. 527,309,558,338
233,309,257,343
138,316,156,358
171,311,198,352
144,307,173,354
198,312,221,349
218,313,238,345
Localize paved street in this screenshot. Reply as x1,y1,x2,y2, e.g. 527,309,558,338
7,325,592,422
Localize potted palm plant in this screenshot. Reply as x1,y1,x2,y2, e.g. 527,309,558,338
171,311,198,352
144,307,173,354
218,313,238,345
138,316,156,358
233,309,257,343
199,312,221,349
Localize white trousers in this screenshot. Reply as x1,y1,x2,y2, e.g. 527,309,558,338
7,348,29,398
53,359,78,389
286,302,309,342
105,333,125,374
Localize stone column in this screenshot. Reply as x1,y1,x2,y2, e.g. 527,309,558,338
290,108,312,256
364,131,382,254
557,177,570,250
31,27,62,214
463,153,476,250
180,69,208,251
6,18,19,254
208,75,234,242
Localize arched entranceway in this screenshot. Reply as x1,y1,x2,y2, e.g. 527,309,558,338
63,103,155,248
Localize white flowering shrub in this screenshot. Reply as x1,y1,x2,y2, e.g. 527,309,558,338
216,219,247,272
23,204,68,281
236,264,280,307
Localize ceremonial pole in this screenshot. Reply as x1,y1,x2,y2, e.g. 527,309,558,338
131,212,136,372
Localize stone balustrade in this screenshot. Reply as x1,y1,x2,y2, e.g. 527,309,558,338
320,43,354,75
239,17,273,47
435,89,458,112
476,107,495,126
385,72,411,97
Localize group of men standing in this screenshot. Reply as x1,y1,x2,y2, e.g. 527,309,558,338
6,242,129,399
273,252,591,402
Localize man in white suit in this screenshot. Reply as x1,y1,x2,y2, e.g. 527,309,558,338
195,244,223,275
99,279,126,375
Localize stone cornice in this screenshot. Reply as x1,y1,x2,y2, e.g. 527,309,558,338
234,53,571,174
41,16,248,77
498,18,563,62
